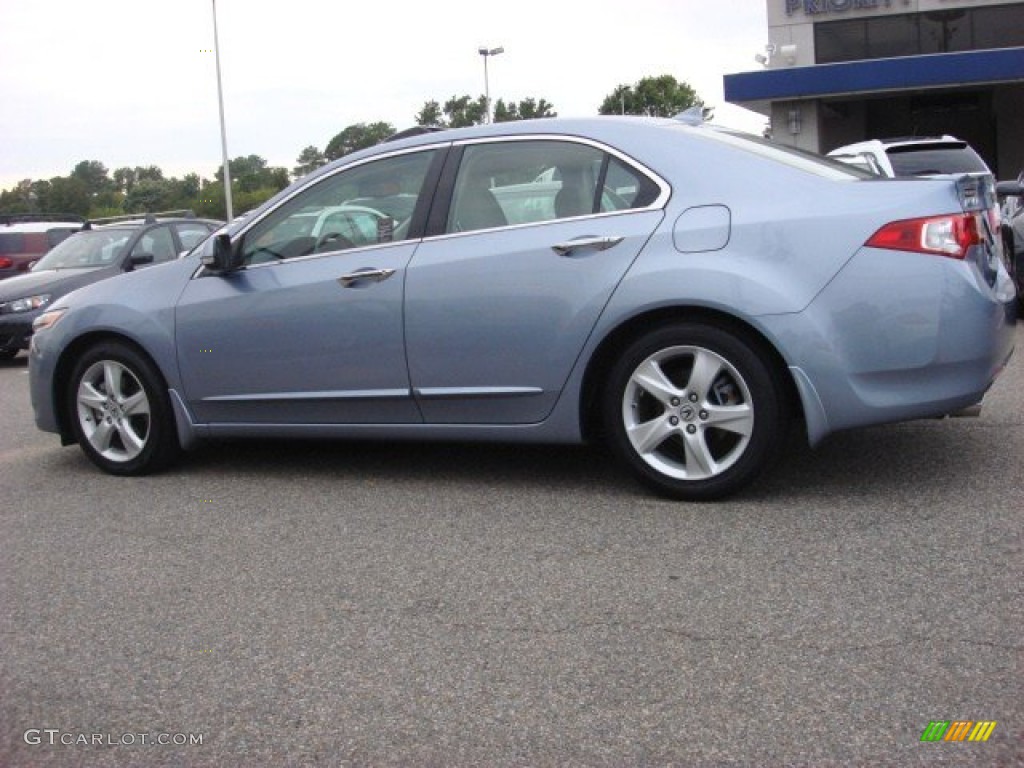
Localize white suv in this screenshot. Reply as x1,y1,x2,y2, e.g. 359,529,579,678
827,136,992,179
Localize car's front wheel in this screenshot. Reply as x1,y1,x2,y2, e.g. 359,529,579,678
67,341,180,475
603,323,789,501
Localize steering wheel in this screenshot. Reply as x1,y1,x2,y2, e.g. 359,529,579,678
315,231,355,253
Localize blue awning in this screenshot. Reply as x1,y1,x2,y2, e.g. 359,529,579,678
724,47,1024,109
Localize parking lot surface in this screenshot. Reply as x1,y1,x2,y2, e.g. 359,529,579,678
1,329,1021,767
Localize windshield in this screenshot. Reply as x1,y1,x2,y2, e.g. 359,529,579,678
32,229,133,270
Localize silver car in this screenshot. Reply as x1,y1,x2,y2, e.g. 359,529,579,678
28,118,1017,500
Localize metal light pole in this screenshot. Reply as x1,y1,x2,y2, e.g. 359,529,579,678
478,46,504,123
212,0,233,221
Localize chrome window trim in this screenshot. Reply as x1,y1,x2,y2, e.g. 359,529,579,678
217,238,418,273
420,206,663,244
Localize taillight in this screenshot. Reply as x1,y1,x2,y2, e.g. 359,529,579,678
0,257,12,269
865,213,983,260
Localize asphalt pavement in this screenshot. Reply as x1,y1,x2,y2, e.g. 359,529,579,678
1,329,1021,767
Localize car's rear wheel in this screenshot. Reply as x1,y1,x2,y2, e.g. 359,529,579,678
603,323,788,501
67,342,180,475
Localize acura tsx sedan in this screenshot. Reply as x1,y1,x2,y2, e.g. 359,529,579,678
28,117,1017,500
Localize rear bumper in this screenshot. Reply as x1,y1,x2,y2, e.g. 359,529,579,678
765,247,1016,444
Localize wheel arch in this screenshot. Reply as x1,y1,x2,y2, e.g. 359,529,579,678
52,331,174,445
578,306,803,445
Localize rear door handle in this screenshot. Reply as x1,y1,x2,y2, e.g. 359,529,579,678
551,236,624,257
338,268,396,287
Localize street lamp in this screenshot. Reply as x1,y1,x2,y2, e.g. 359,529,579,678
212,0,233,221
478,45,504,123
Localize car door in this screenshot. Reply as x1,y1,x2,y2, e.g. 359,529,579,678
175,147,443,425
404,137,667,423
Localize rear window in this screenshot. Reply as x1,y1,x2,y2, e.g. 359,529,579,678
698,127,875,180
886,143,990,177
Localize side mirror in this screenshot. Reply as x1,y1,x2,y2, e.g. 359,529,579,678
126,252,154,271
202,233,242,274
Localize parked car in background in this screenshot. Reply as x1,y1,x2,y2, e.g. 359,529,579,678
827,135,992,179
997,172,1024,308
0,214,85,280
0,211,220,360
27,118,1016,500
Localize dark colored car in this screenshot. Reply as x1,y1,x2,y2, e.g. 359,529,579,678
997,173,1024,308
0,212,220,360
0,214,85,280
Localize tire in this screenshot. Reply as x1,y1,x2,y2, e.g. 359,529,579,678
603,322,789,501
67,341,180,475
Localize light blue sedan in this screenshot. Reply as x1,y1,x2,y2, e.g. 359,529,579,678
28,117,1017,499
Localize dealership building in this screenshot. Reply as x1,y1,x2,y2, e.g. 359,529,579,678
724,0,1024,176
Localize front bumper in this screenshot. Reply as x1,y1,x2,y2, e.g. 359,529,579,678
0,312,36,352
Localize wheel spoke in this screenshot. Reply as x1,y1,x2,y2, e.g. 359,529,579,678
630,358,682,405
686,349,724,401
115,421,146,458
89,420,116,453
103,361,125,400
78,381,107,411
121,390,150,417
683,429,717,478
704,403,754,437
627,416,675,455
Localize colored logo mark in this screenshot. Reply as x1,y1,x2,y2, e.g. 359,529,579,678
921,720,997,742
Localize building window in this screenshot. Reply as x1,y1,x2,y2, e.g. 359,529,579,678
815,3,1024,64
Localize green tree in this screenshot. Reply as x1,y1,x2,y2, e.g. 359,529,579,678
442,95,487,128
493,97,557,123
324,122,395,161
598,75,702,117
0,180,39,213
214,155,289,195
113,167,137,194
293,145,327,179
415,100,444,126
123,178,173,213
71,160,113,197
45,176,90,216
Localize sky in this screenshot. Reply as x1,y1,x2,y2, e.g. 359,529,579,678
0,0,770,192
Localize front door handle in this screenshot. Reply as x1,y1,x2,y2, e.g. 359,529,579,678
338,268,396,287
551,235,624,257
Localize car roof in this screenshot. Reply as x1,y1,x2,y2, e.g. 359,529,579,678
0,213,86,232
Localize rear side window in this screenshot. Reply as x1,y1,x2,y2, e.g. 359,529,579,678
885,144,990,176
447,139,662,233
46,227,80,248
0,233,25,254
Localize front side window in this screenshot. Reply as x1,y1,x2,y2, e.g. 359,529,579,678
176,223,215,252
239,149,436,265
131,226,176,262
447,140,661,234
